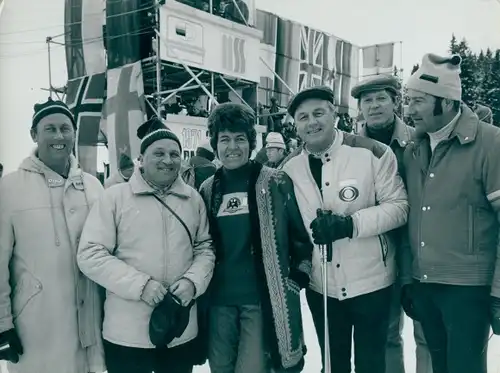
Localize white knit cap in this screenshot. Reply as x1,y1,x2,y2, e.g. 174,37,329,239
406,53,462,101
265,132,286,150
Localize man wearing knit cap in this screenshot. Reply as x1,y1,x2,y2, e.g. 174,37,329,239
104,153,135,189
265,132,287,168
182,142,216,190
282,86,408,373
403,53,500,373
0,98,105,373
351,75,432,373
77,116,214,373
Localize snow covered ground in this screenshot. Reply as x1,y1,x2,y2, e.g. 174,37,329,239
2,293,497,373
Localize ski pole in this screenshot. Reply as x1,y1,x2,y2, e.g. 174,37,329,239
317,209,332,373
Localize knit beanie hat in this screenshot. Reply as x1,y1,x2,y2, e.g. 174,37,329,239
195,142,215,161
32,98,76,130
265,132,286,149
406,54,462,101
137,117,182,154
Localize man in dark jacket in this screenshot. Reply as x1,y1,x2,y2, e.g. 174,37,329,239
403,53,500,373
186,143,217,190
351,75,432,373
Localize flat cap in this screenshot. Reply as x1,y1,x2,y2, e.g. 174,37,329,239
287,86,334,117
351,75,401,99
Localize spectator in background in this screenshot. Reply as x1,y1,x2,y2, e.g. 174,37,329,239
0,163,3,178
287,138,299,153
223,0,249,25
265,132,287,169
182,143,217,190
104,153,135,189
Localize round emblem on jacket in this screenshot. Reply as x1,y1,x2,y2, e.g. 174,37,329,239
339,186,359,202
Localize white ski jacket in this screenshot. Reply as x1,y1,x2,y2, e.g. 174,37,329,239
281,129,409,300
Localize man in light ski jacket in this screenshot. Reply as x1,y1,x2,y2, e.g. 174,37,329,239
281,86,408,373
351,75,432,373
0,98,105,373
402,53,500,373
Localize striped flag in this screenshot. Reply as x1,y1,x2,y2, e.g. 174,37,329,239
65,73,106,175
362,43,395,77
64,0,106,79
104,61,147,174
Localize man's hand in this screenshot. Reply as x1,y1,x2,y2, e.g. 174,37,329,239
310,210,353,245
0,329,23,363
491,296,500,335
401,284,419,321
169,278,196,306
141,279,168,307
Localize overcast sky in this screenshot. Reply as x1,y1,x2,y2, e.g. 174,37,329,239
1,0,500,171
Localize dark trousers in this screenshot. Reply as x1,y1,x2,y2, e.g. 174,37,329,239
306,286,392,373
413,283,491,373
104,340,194,373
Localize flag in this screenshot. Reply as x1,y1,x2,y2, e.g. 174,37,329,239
104,61,147,174
274,18,301,107
64,0,106,79
257,10,278,106
65,73,106,175
362,43,395,77
299,26,326,91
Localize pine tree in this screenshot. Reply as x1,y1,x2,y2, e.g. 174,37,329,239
447,36,479,106
488,50,500,124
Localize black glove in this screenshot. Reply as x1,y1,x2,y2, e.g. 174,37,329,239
310,212,353,245
401,284,419,321
289,269,310,289
0,329,23,363
491,296,500,335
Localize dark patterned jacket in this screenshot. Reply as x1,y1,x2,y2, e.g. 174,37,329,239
199,161,313,370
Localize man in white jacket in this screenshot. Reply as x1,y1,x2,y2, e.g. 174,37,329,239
77,117,215,373
281,86,409,373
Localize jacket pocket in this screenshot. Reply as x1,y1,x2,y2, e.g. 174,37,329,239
468,205,474,253
378,235,388,267
12,274,42,319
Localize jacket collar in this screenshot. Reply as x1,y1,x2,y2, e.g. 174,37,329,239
413,104,478,147
129,166,191,199
20,149,84,189
359,115,412,148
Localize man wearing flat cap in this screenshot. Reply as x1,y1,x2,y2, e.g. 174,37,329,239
351,75,432,373
403,53,500,373
281,86,409,373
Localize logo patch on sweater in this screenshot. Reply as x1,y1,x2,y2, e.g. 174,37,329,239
339,186,359,202
218,192,249,217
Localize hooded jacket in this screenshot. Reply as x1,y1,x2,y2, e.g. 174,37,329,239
0,151,105,373
77,170,215,349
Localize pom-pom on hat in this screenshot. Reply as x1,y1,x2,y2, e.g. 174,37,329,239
137,117,182,154
406,53,462,101
32,98,76,130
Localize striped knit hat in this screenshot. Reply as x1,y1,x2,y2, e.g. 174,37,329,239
32,98,76,130
137,117,182,154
